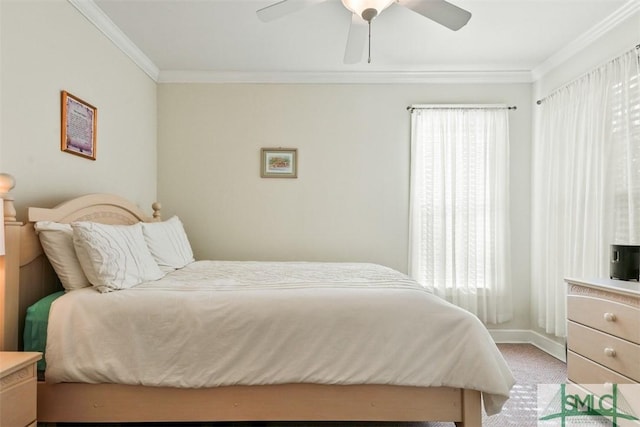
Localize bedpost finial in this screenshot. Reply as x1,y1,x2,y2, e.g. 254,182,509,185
0,173,16,194
0,173,17,222
152,202,162,221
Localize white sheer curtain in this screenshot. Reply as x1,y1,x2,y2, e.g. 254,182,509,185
409,106,513,324
531,48,640,337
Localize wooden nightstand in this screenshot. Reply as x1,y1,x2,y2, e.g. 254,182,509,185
0,352,41,427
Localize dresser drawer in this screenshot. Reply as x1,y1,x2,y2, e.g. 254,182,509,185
567,294,640,344
567,321,640,381
567,351,636,384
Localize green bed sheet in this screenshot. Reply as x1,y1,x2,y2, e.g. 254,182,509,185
23,291,65,371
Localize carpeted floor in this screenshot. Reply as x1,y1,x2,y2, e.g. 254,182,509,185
56,343,567,427
477,343,567,427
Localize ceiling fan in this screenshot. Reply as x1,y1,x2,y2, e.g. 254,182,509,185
256,0,472,64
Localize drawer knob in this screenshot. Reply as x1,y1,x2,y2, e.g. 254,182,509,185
604,347,617,357
603,312,617,322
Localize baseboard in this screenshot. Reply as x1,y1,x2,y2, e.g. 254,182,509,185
488,329,567,363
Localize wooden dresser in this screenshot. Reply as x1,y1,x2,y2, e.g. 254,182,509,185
566,278,640,384
0,352,41,427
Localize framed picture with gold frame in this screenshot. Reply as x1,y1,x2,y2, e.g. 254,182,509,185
61,90,97,160
261,148,297,178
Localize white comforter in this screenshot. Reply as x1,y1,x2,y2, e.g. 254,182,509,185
46,261,515,415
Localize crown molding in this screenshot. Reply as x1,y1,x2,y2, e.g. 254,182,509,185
531,0,640,81
158,69,533,84
67,0,160,81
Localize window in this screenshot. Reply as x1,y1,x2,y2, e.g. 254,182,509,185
611,68,640,243
531,48,639,338
409,106,513,324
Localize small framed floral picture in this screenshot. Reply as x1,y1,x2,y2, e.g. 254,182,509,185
261,148,297,178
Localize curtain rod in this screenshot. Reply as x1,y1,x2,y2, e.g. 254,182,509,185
407,105,517,112
536,44,640,106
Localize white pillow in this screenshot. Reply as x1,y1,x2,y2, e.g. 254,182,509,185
141,216,194,272
72,222,165,293
34,221,91,291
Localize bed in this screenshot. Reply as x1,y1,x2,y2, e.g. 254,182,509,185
0,174,514,426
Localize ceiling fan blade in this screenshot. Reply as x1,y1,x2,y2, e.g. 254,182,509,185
401,0,471,31
343,14,367,64
256,0,327,22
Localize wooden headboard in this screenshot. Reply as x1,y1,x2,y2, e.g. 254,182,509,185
0,173,161,351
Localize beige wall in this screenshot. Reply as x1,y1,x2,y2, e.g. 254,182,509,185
158,82,533,328
0,0,157,217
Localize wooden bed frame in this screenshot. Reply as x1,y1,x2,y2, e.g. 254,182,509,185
0,173,482,426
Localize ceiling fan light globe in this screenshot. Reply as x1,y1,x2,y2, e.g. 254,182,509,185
341,0,394,18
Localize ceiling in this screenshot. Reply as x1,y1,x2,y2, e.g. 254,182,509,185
86,0,634,82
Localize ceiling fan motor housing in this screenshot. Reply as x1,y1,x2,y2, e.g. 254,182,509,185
361,8,378,22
